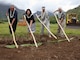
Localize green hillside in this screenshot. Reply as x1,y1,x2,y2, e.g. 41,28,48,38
67,5,80,21
0,3,25,21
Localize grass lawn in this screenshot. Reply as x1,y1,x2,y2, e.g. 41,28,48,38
0,22,80,37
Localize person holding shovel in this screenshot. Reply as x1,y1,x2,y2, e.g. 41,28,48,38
23,9,38,47
39,6,51,37
54,8,66,37
6,5,18,34
24,9,36,35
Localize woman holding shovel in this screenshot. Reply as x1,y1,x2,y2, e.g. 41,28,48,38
24,9,38,47
24,9,36,36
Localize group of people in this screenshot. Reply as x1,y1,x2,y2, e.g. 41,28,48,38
6,5,66,38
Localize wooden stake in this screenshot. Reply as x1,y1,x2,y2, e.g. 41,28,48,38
7,16,18,48
54,14,70,42
23,15,38,47
36,14,57,39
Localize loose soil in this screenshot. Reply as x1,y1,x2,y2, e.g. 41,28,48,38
0,35,80,60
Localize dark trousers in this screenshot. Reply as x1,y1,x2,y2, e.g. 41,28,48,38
9,22,17,34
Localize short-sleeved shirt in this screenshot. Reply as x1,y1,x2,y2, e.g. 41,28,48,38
8,8,18,23
57,11,65,20
25,14,35,24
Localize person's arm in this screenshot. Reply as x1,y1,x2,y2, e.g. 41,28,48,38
30,20,33,27
6,11,11,25
38,14,41,18
6,9,10,16
11,18,15,25
11,11,17,25
6,12,8,16
61,12,66,23
30,15,34,27
46,12,49,20
41,12,45,21
53,10,59,13
60,18,64,24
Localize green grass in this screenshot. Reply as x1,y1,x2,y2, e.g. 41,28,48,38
0,22,80,38
5,42,42,48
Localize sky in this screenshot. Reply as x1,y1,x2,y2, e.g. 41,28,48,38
0,0,80,13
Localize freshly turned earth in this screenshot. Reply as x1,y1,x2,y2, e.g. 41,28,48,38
0,35,80,60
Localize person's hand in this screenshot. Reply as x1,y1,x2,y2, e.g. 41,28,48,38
43,20,46,24
30,20,33,28
29,25,32,28
11,18,15,26
59,20,62,24
10,23,12,26
6,13,8,16
61,18,64,23
39,16,41,18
